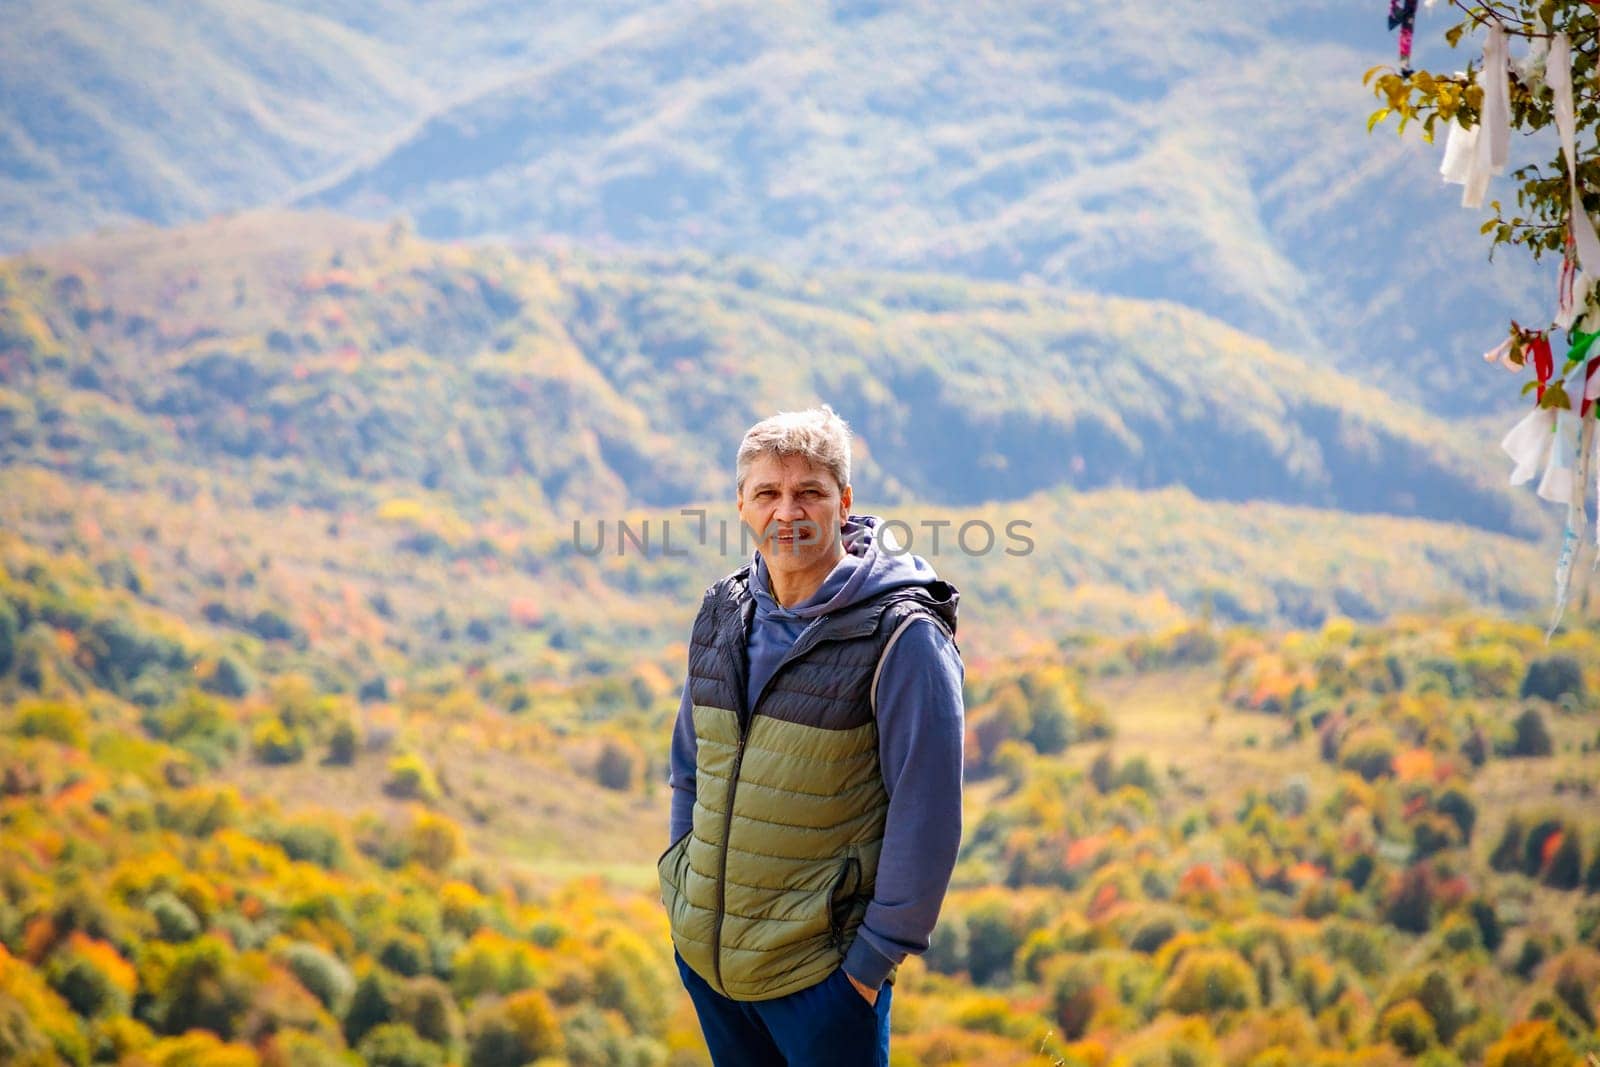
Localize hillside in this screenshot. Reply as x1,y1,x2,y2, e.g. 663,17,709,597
2,212,1537,529
1,527,1597,1065
0,211,1565,677
4,0,1546,414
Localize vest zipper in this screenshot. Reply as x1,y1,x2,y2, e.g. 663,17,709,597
711,610,839,996
711,728,746,996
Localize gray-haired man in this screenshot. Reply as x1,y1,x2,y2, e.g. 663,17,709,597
660,405,966,1065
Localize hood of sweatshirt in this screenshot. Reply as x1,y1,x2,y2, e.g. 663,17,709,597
745,513,953,711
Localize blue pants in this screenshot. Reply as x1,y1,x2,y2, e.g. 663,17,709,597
675,950,892,1066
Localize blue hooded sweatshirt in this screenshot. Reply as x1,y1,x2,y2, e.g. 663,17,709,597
667,514,966,991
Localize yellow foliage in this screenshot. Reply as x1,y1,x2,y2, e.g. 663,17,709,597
132,1030,261,1067
452,929,543,999
0,942,86,1064
1482,1019,1575,1067
404,807,464,872
440,879,491,932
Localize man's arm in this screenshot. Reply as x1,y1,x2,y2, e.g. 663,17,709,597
668,682,696,847
842,617,965,990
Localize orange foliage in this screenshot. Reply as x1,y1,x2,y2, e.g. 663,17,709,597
1087,881,1121,922
1066,835,1106,870
1392,747,1434,782
21,915,57,963
29,827,64,865
1287,861,1324,883
64,932,138,996
50,779,98,812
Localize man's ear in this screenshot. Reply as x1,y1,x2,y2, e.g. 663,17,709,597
840,484,852,514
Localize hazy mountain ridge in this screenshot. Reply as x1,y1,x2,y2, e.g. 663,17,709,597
4,0,1547,416
296,0,1544,414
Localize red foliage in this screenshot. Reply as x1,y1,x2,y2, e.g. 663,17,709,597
1178,863,1223,896
1541,831,1565,872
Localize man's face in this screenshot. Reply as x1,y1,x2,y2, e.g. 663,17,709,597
737,453,852,581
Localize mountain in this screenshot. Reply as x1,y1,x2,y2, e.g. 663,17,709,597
4,0,1550,415
0,0,431,243
291,0,1550,417
2,211,1534,530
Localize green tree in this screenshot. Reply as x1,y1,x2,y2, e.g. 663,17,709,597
282,942,354,1015
357,1023,446,1067
1160,948,1257,1014
146,936,253,1038
467,990,564,1066
1521,654,1585,702
344,968,397,1047
1510,708,1553,758
0,597,18,675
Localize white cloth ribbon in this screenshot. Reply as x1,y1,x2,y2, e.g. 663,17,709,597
1503,356,1600,505
1440,121,1485,205
1550,416,1595,638
1556,270,1594,329
1480,26,1511,170
1549,34,1600,271
1442,27,1510,208
1538,407,1582,503
1483,335,1517,369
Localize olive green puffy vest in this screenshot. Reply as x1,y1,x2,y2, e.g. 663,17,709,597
658,562,958,1001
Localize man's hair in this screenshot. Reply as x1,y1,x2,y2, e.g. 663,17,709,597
736,405,852,494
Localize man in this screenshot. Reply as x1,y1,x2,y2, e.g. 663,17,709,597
660,405,965,1066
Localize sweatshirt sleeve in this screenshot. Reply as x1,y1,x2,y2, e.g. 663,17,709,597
842,616,965,989
668,681,697,847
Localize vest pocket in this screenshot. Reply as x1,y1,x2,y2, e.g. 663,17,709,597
827,854,863,946
656,830,691,871
656,831,692,913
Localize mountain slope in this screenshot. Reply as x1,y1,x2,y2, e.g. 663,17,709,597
2,211,1533,535
297,0,1545,414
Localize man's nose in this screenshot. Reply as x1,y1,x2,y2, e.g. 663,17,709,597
773,495,806,521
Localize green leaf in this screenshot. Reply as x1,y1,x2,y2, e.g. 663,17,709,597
1522,380,1539,396
1445,23,1466,48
